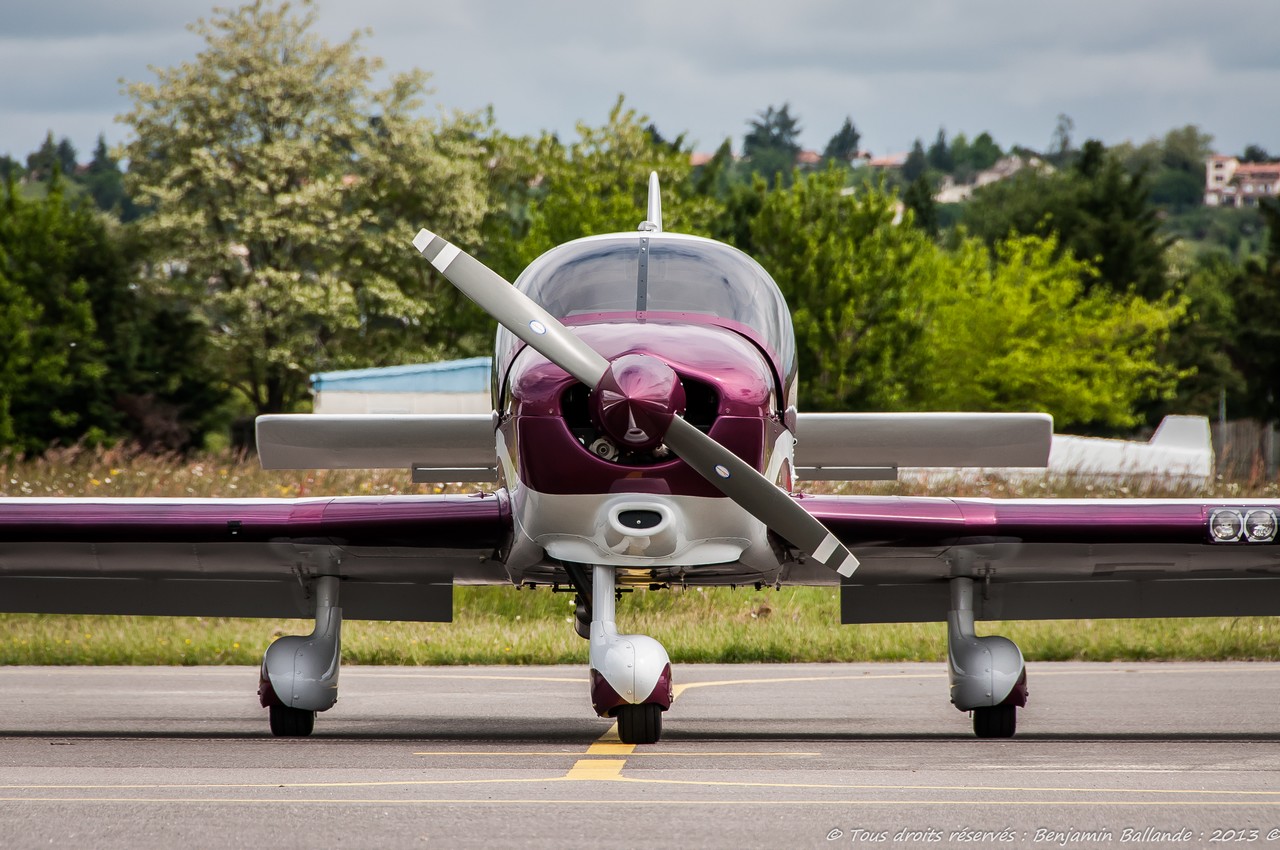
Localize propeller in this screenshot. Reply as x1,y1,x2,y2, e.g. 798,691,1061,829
411,227,859,578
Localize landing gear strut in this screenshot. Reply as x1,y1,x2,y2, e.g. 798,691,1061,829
947,577,1027,739
587,564,672,744
258,574,342,737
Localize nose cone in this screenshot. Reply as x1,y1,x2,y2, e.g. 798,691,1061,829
591,354,687,450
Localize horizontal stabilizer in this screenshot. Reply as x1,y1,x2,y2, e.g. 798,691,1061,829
794,412,1053,480
256,414,498,480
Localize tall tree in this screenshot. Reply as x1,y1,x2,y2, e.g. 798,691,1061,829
513,96,719,266
83,134,138,221
750,169,1179,426
26,131,76,180
902,139,928,183
743,103,802,187
1240,144,1273,163
962,140,1169,300
0,176,224,452
119,0,490,417
822,117,860,163
1230,200,1280,424
926,128,952,172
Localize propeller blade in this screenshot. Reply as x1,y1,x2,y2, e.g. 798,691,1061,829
413,229,609,387
663,417,859,577
411,228,858,578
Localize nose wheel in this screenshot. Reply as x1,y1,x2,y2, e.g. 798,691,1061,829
269,704,316,737
615,702,663,745
972,704,1017,739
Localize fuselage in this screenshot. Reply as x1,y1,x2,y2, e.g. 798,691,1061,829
491,232,802,585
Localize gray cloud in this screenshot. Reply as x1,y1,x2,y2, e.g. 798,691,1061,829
1,0,1276,162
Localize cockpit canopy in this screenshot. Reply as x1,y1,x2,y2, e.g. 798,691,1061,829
495,232,797,399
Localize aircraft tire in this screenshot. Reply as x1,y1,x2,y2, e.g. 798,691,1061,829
972,704,1016,739
269,704,316,737
616,703,662,745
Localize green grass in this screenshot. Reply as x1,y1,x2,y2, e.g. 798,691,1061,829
2,444,1280,666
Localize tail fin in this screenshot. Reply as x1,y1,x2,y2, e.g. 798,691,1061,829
1148,415,1212,450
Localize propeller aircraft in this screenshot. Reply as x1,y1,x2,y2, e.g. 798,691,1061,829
2,175,1275,744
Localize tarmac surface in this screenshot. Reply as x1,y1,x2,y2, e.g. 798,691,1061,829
1,662,1280,848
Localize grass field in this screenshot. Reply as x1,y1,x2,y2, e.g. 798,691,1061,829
2,444,1279,666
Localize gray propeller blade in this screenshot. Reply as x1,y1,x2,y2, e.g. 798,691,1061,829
663,417,858,576
413,229,609,387
412,229,859,578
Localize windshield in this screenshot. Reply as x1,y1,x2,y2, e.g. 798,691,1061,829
499,233,796,390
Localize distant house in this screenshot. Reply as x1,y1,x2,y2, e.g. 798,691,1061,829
1205,155,1280,207
310,357,491,414
867,152,908,170
933,155,1051,204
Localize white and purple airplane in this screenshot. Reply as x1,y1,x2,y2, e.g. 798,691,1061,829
1,175,1275,744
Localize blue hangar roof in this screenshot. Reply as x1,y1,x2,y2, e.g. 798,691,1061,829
310,357,492,394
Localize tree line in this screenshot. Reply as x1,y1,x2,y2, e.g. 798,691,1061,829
1,0,1276,455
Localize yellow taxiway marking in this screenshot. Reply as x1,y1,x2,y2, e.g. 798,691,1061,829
5,797,1280,808
5,776,1278,799
411,751,819,757
564,759,627,780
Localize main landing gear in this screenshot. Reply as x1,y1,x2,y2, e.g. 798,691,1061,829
580,564,673,744
258,574,342,737
947,577,1028,738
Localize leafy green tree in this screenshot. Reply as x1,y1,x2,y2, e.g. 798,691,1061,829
749,170,935,411
1230,200,1280,424
514,97,720,266
0,155,23,182
119,0,490,417
902,139,927,183
26,132,77,180
926,128,952,173
822,117,860,164
83,135,139,221
963,140,1169,299
743,103,802,187
0,176,224,452
748,169,1179,426
1151,246,1245,420
902,174,938,237
1241,144,1272,163
914,234,1182,428
951,131,1002,176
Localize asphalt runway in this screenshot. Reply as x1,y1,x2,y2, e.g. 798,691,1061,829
2,662,1280,849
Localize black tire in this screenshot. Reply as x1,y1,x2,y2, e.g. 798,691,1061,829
269,704,316,737
616,703,662,745
973,704,1016,739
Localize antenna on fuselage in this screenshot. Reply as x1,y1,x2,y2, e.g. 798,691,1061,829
638,171,662,233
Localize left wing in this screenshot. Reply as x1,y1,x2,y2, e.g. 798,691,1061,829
0,494,511,619
791,494,1280,624
257,414,498,482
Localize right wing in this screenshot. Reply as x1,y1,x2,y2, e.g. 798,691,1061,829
794,412,1053,480
256,413,498,482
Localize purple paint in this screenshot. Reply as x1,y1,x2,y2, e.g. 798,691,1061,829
592,354,686,450
0,493,511,547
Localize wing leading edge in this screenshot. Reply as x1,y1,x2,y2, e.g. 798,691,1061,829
0,494,511,620
794,494,1280,624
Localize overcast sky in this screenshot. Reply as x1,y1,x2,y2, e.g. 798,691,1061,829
3,0,1278,165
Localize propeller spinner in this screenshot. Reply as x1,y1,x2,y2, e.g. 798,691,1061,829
411,216,859,579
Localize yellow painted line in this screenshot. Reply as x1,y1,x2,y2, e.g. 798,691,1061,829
585,742,635,756
564,759,626,780
671,672,942,700
6,777,1275,797
4,797,1280,808
411,751,819,758
352,672,584,684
